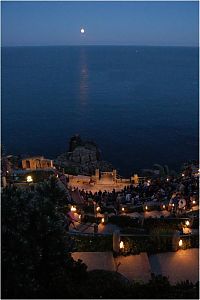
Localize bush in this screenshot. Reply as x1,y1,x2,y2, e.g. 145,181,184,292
71,234,113,252
78,270,131,299
109,215,141,228
2,179,87,299
73,271,199,299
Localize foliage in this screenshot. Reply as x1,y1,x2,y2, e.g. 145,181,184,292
63,166,78,175
109,215,184,232
144,217,183,231
109,215,142,228
82,204,95,214
76,271,199,299
13,169,55,183
83,214,101,224
2,177,87,299
70,234,113,252
100,206,116,214
191,217,199,229
181,235,199,250
78,270,131,299
121,236,152,255
153,164,165,177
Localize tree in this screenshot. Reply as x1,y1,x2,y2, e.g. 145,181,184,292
2,177,87,299
153,164,177,177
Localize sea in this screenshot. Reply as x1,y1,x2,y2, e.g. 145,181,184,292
2,46,199,176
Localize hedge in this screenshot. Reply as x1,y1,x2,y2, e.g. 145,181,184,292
109,215,185,231
69,232,199,254
70,234,113,252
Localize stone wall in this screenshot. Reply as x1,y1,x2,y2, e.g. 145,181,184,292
22,156,53,170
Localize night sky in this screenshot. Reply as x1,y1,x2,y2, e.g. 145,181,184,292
2,1,199,46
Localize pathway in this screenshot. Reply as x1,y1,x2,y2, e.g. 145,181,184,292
114,252,151,283
72,249,199,284
72,252,115,271
149,248,199,284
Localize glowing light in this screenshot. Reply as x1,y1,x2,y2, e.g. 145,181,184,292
179,239,183,247
163,205,166,209
145,206,148,210
182,173,185,177
26,175,33,183
101,217,104,223
80,28,85,34
71,206,76,212
166,178,169,182
96,206,100,212
122,207,125,211
147,180,151,184
79,214,81,219
185,220,190,226
192,200,196,204
172,204,175,207
120,241,124,249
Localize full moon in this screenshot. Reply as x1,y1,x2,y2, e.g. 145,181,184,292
80,28,85,34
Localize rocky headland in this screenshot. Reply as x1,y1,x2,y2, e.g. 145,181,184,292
54,135,114,175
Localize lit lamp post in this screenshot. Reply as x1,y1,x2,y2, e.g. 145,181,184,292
71,206,76,212
96,206,101,212
120,241,124,251
26,175,33,183
183,220,191,234
185,220,190,227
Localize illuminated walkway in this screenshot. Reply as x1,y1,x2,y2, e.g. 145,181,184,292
72,249,199,284
149,248,199,284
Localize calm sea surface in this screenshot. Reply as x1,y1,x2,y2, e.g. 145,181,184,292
2,46,199,176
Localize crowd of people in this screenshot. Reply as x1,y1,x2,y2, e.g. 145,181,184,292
68,171,199,213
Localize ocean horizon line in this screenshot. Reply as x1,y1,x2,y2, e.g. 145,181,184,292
2,44,198,48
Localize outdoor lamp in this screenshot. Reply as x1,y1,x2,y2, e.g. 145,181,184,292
192,200,196,204
145,206,148,210
71,206,76,212
101,217,104,223
120,241,124,249
163,205,166,209
179,239,183,247
26,175,33,183
122,207,125,211
96,206,100,212
185,220,190,226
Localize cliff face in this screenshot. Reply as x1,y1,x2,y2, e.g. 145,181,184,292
69,146,97,164
55,135,113,175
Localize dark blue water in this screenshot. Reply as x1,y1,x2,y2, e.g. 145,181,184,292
2,46,199,176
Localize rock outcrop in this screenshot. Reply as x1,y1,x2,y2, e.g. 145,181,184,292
55,135,113,175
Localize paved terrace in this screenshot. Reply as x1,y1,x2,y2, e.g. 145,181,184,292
69,210,177,234
72,249,199,284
